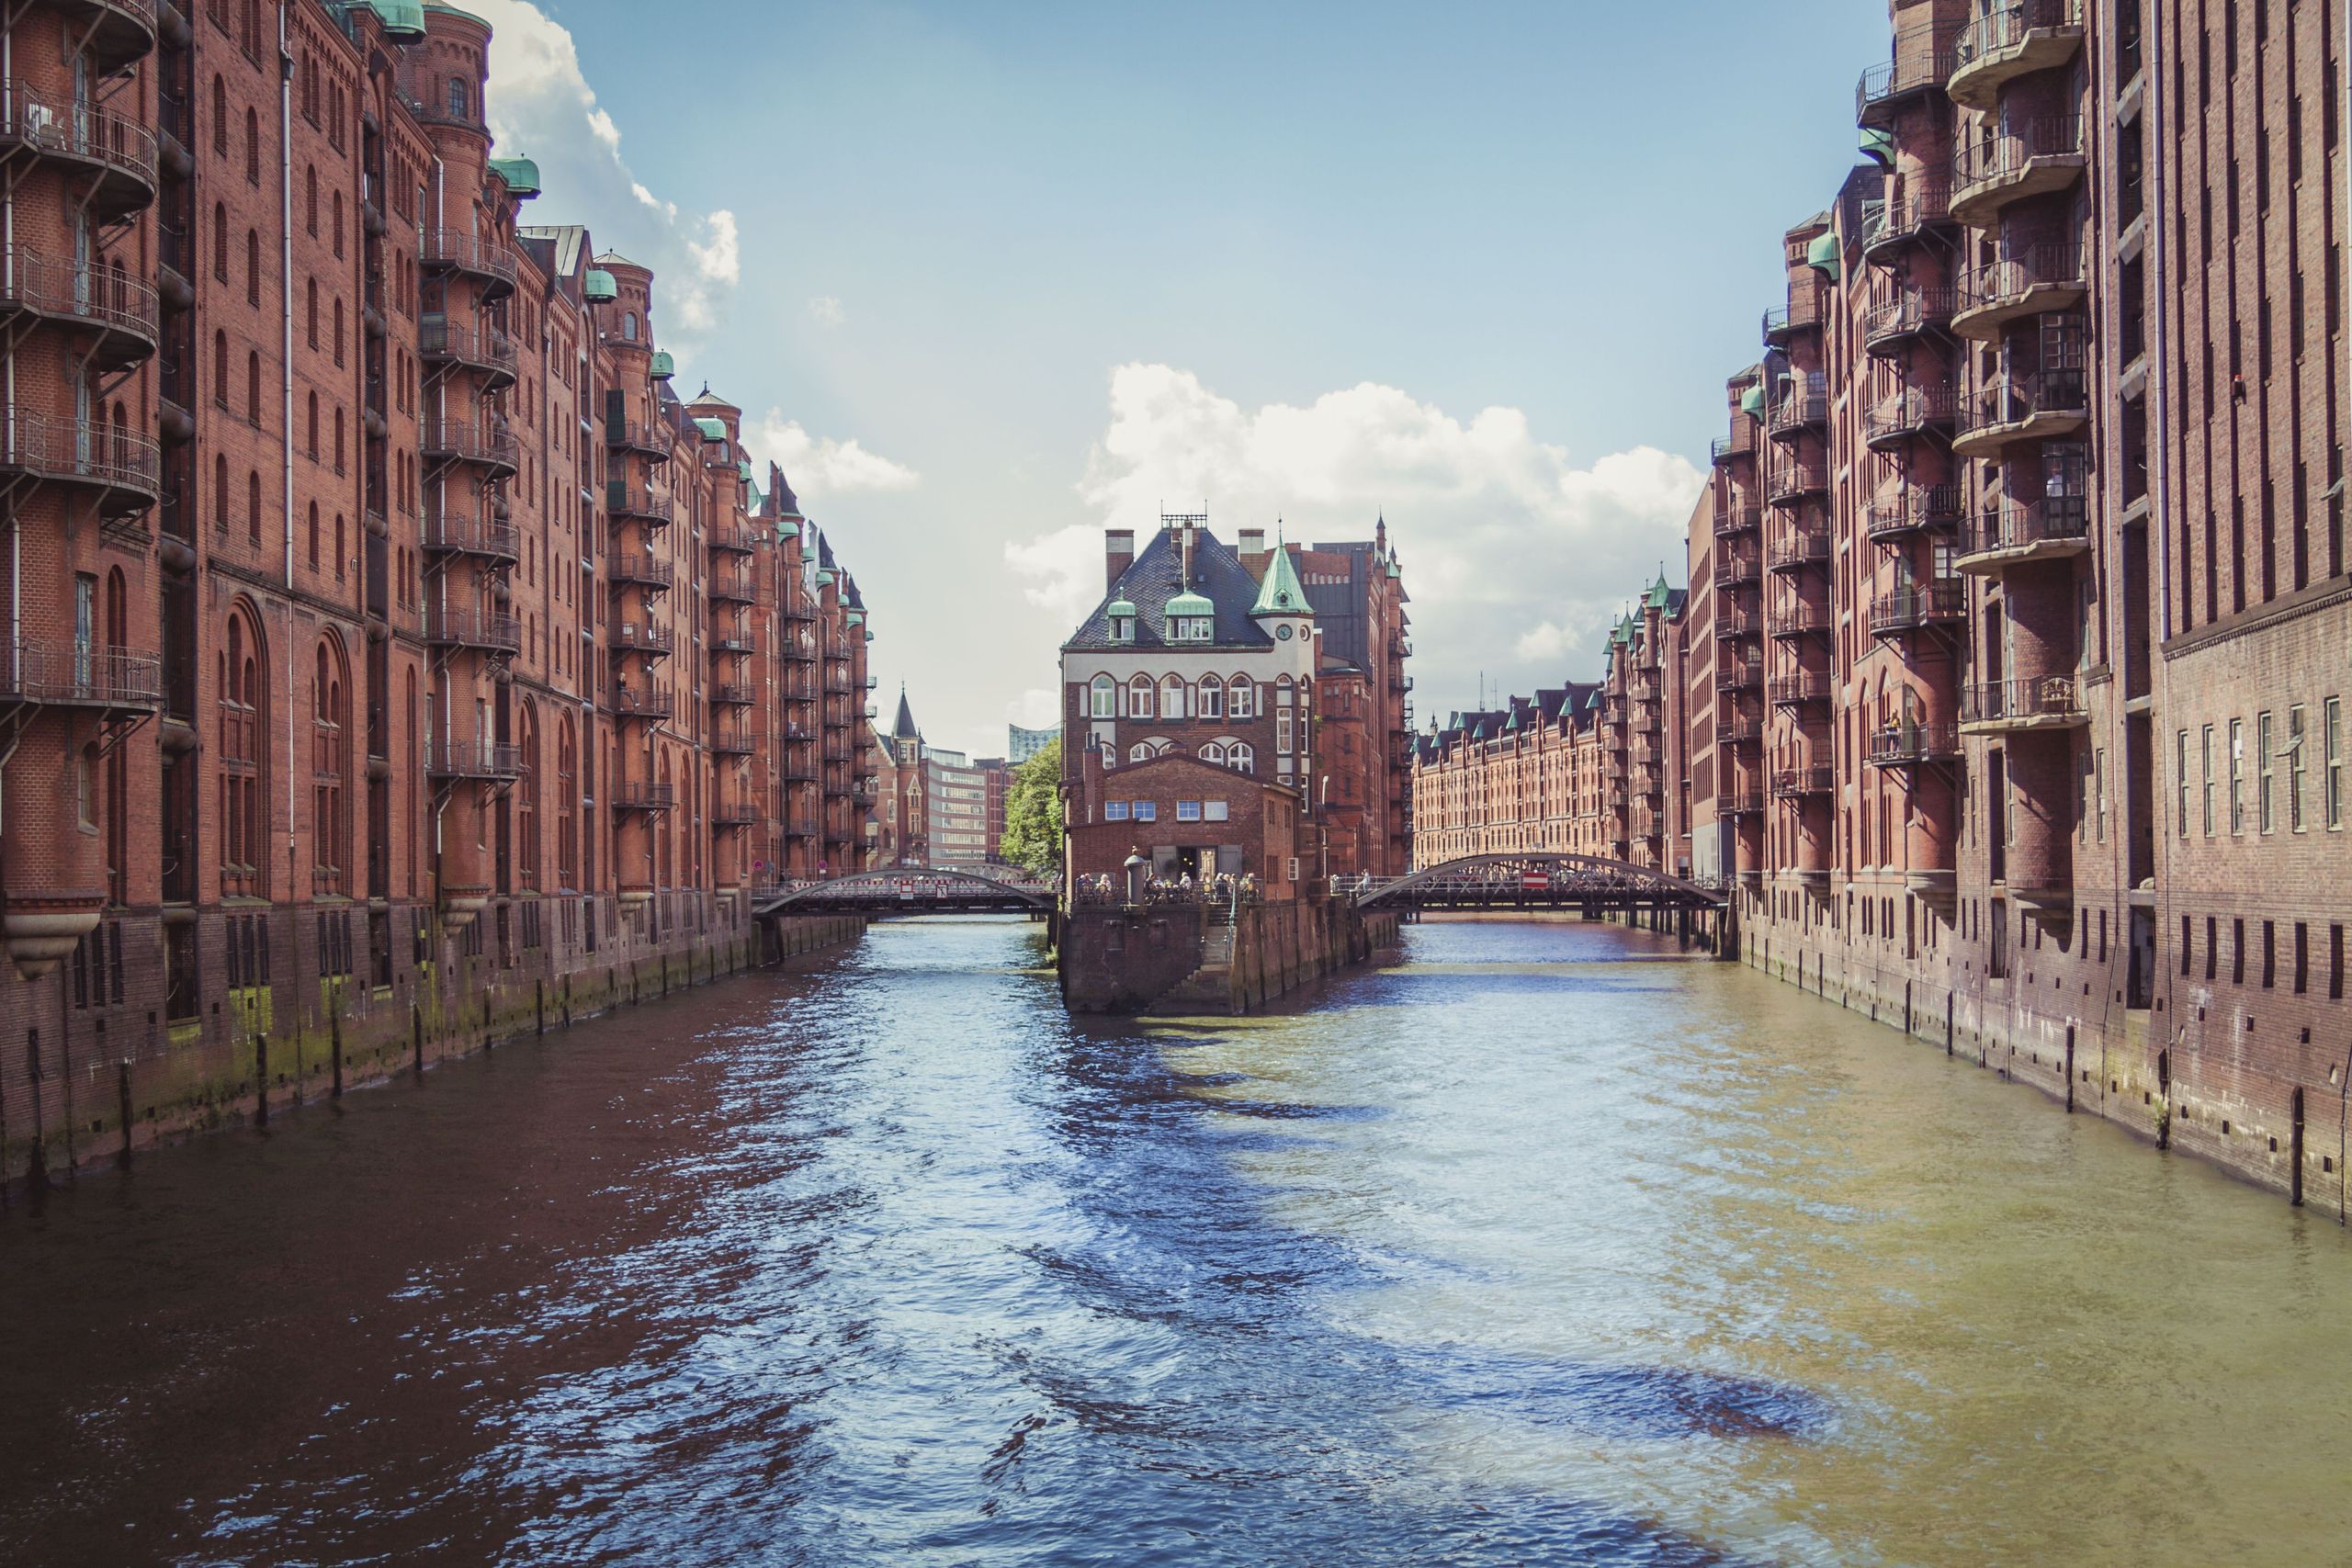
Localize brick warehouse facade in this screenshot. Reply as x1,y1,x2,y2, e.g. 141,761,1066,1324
1419,0,2352,1218
0,1,879,1188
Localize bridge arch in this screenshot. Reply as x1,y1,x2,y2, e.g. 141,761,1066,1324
754,864,1055,918
1355,852,1724,910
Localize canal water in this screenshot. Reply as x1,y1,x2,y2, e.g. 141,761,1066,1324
5,917,2351,1567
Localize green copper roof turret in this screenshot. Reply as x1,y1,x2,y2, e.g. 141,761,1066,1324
582,268,618,304
1166,589,1215,618
695,416,726,443
1858,126,1894,167
776,520,799,538
1250,542,1310,615
649,350,675,380
1107,597,1137,619
1738,383,1765,418
816,567,837,586
370,0,427,40
489,156,540,197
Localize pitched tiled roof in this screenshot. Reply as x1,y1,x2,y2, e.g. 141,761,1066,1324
1064,526,1277,652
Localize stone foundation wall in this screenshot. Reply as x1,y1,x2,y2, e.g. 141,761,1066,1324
0,895,864,1192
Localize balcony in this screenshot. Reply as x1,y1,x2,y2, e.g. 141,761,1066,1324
606,481,674,525
713,632,757,655
1960,675,2088,734
613,781,676,814
0,638,160,710
421,419,519,476
710,572,759,605
605,416,673,461
1711,424,1757,466
1871,579,1967,635
1770,671,1834,707
711,682,758,707
1862,388,1959,448
1860,183,1957,262
1768,530,1831,573
1954,244,2086,343
419,318,518,389
1715,710,1762,745
1762,291,1822,348
781,641,817,664
608,684,673,723
1955,496,2093,572
1856,25,1956,125
1715,661,1763,694
609,621,674,657
1770,598,1831,639
0,248,159,372
1713,608,1758,640
1861,285,1955,355
1951,115,2086,224
1866,721,1963,767
607,552,674,590
708,524,758,554
1864,484,1964,542
1721,786,1767,817
1951,371,2089,457
0,85,156,220
1764,460,1828,506
714,801,760,828
423,506,518,564
419,228,520,300
779,600,818,623
1713,549,1763,588
1949,0,2086,111
1771,764,1837,799
0,408,161,517
424,605,521,655
41,1,156,74
425,739,521,780
1767,383,1829,442
1713,501,1762,536
713,726,757,756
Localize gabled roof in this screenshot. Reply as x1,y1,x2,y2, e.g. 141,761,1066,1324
1064,525,1277,652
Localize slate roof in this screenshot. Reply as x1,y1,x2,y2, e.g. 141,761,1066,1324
1063,525,1277,652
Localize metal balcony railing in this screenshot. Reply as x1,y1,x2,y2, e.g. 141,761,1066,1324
0,407,162,507
1957,243,2086,320
711,682,758,706
1862,286,1956,348
1716,661,1764,693
1952,0,2086,78
424,605,521,653
1856,24,1957,121
1871,580,1967,631
610,621,674,655
1863,388,1960,445
0,638,161,707
1713,609,1758,639
0,246,160,357
1962,497,2092,558
1956,371,2089,442
1952,115,2086,204
421,419,519,470
608,685,673,721
710,572,759,604
607,552,674,590
1770,671,1834,705
425,739,521,779
1713,549,1763,587
1713,502,1762,536
419,228,520,292
613,781,676,812
606,417,673,458
1861,181,1955,254
1771,764,1837,798
1867,722,1963,765
1961,676,2086,726
708,524,757,553
1765,461,1829,504
423,507,518,561
606,482,675,524
1772,598,1832,636
1865,483,1966,539
0,83,158,205
1769,531,1832,570
419,318,518,380
713,727,756,755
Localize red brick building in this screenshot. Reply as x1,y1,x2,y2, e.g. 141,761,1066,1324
1,0,877,1185
1424,0,2352,1216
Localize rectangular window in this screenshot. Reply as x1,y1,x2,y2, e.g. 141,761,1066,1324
1276,710,1295,755
2335,924,2346,1000
2177,729,2190,837
2294,922,2309,995
1204,800,1229,822
2207,916,2218,981
1104,801,1130,821
2228,718,2245,833
1176,800,1202,822
1132,801,1157,822
2257,712,2274,833
2095,747,2108,842
2289,705,2307,831
2233,918,2246,985
2263,920,2276,987
2181,915,2193,976
2329,698,2344,829
1197,683,1223,720
2202,725,2216,835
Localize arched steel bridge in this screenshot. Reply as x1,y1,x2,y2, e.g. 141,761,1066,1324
1349,852,1726,912
753,865,1055,918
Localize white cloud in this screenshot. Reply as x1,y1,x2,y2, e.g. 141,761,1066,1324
749,411,921,498
807,295,846,327
472,1,740,347
1007,364,1703,720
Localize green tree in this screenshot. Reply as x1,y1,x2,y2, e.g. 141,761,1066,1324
999,739,1064,877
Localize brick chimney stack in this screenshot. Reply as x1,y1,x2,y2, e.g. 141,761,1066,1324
1105,529,1135,590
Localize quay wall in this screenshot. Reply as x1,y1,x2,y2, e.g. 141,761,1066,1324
1,897,863,1194
1059,897,1399,1015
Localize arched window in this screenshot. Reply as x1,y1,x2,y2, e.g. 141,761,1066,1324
312,637,349,896
245,229,260,307
332,191,344,258
212,453,229,530
210,76,227,157
306,279,318,347
306,390,318,455
334,406,345,470
447,76,469,118
1129,739,1173,764
306,501,319,569
1227,676,1256,720
1088,673,1115,718
246,470,261,543
518,704,541,887
210,203,228,281
1159,674,1186,721
1227,742,1255,774
1198,741,1227,766
334,514,345,580
1197,680,1224,720
1276,674,1294,703
333,298,345,365
246,351,260,423
243,108,259,186
1127,674,1153,719
556,716,578,888
211,328,228,405
622,311,638,341
220,608,268,897
305,165,318,235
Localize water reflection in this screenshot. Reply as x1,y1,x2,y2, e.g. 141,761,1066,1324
2,915,2349,1566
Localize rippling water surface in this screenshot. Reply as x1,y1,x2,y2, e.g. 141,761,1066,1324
6,916,2352,1566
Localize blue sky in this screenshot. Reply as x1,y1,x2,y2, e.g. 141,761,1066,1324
482,0,1891,756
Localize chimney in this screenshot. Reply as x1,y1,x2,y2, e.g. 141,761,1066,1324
1105,529,1134,591
1238,527,1265,558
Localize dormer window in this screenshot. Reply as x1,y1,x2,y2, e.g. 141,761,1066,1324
1170,615,1213,642
1106,597,1137,642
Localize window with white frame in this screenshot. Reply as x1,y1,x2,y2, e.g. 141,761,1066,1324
1105,800,1131,820
1160,674,1187,720
1204,800,1228,821
1128,674,1154,718
1198,741,1227,765
1109,613,1135,643
1090,674,1115,718
1276,709,1294,754
1177,800,1202,822
1197,681,1223,719
1133,800,1158,822
1227,742,1254,773
1227,677,1255,719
